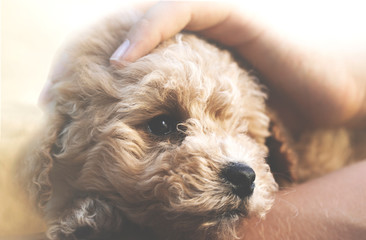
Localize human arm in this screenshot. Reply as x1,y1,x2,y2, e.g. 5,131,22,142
109,1,366,130
241,160,366,240
107,2,366,239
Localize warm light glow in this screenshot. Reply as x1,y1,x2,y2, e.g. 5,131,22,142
238,0,366,51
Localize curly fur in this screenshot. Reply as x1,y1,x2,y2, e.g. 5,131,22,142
17,10,365,240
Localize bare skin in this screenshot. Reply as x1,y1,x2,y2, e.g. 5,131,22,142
241,160,366,240
109,1,366,130
38,2,366,239
107,2,366,239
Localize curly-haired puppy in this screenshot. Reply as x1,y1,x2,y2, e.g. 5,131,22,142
18,11,366,240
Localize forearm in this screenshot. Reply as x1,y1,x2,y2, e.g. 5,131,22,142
240,160,366,240
111,2,366,128
200,6,365,128
237,27,364,128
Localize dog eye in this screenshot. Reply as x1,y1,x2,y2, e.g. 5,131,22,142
147,115,176,136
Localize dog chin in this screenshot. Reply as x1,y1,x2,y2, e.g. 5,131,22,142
140,187,272,240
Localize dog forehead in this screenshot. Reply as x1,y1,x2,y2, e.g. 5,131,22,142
117,34,246,114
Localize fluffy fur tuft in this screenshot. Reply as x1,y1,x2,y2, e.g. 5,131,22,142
17,10,365,240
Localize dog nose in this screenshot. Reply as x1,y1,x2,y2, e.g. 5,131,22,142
221,163,256,199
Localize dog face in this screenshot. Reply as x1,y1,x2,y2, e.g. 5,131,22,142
27,15,277,239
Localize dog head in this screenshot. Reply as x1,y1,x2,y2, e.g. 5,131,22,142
24,13,278,239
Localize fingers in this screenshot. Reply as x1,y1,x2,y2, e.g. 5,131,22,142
110,2,191,66
110,1,232,66
38,52,69,110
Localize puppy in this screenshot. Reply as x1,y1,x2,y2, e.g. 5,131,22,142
18,11,365,240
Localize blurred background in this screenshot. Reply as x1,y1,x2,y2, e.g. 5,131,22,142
1,0,138,236
2,0,366,117
2,0,136,122
1,0,365,237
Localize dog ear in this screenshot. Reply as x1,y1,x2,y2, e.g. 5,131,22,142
18,114,67,210
265,111,299,185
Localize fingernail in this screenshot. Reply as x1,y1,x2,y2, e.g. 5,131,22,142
38,53,68,109
50,53,68,79
110,39,130,67
38,79,52,108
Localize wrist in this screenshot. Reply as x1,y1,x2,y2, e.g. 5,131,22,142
240,161,366,240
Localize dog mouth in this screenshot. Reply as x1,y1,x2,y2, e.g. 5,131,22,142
204,198,249,221
192,207,248,232
220,209,248,219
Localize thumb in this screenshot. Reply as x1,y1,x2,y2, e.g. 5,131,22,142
109,2,196,67
38,53,68,110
